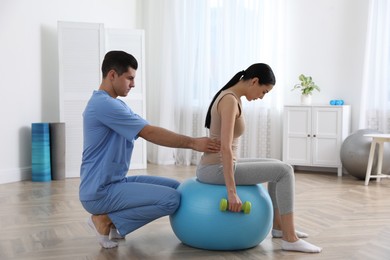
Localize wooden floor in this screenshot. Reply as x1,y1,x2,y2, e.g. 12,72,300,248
1,164,390,260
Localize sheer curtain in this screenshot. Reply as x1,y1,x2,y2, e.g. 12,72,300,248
143,0,285,165
359,0,390,133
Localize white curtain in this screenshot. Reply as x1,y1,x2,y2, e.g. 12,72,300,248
143,0,285,165
359,0,390,133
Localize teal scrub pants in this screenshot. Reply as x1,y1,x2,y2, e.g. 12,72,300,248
81,175,180,236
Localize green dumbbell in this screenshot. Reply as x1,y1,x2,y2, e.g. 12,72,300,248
219,198,251,214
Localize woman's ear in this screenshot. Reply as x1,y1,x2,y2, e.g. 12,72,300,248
252,77,260,86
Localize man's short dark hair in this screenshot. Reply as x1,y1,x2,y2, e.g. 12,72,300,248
101,51,138,78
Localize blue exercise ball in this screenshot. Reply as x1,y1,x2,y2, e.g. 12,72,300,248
169,177,273,251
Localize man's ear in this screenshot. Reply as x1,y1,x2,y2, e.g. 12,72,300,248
108,69,117,80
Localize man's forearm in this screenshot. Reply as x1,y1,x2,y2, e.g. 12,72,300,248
139,125,194,149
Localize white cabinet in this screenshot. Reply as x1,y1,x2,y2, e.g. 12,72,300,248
282,105,351,176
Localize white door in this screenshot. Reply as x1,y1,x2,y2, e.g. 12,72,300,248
58,22,147,178
312,107,341,166
283,107,311,165
58,21,105,178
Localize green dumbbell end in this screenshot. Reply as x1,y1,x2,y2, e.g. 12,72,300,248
242,201,251,214
220,198,228,211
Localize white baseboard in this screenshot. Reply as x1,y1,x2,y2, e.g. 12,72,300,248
0,167,31,184
293,165,339,174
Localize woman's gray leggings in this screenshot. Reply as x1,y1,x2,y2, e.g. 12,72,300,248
196,158,295,215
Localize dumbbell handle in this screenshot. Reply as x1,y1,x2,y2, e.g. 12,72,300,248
219,198,251,214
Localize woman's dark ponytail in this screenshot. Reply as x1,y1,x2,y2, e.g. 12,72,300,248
204,63,275,129
204,71,245,128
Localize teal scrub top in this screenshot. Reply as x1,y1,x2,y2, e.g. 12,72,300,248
79,90,148,201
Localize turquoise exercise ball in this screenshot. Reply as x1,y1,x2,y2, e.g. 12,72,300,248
169,178,273,251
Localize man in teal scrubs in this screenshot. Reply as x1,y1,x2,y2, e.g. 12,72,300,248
79,51,220,248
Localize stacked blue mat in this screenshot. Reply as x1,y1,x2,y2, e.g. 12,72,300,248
31,123,65,182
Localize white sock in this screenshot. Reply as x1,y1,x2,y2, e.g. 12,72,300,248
109,228,125,240
282,239,322,253
272,229,308,238
87,216,118,249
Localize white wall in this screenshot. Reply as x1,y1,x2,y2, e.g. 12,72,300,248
284,0,369,132
0,0,371,183
0,0,138,183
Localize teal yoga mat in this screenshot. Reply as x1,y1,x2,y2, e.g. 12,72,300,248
31,123,51,182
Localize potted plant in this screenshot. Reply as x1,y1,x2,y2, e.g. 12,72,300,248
291,74,320,105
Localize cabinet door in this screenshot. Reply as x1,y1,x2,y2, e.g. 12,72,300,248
283,107,311,165
311,107,341,166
